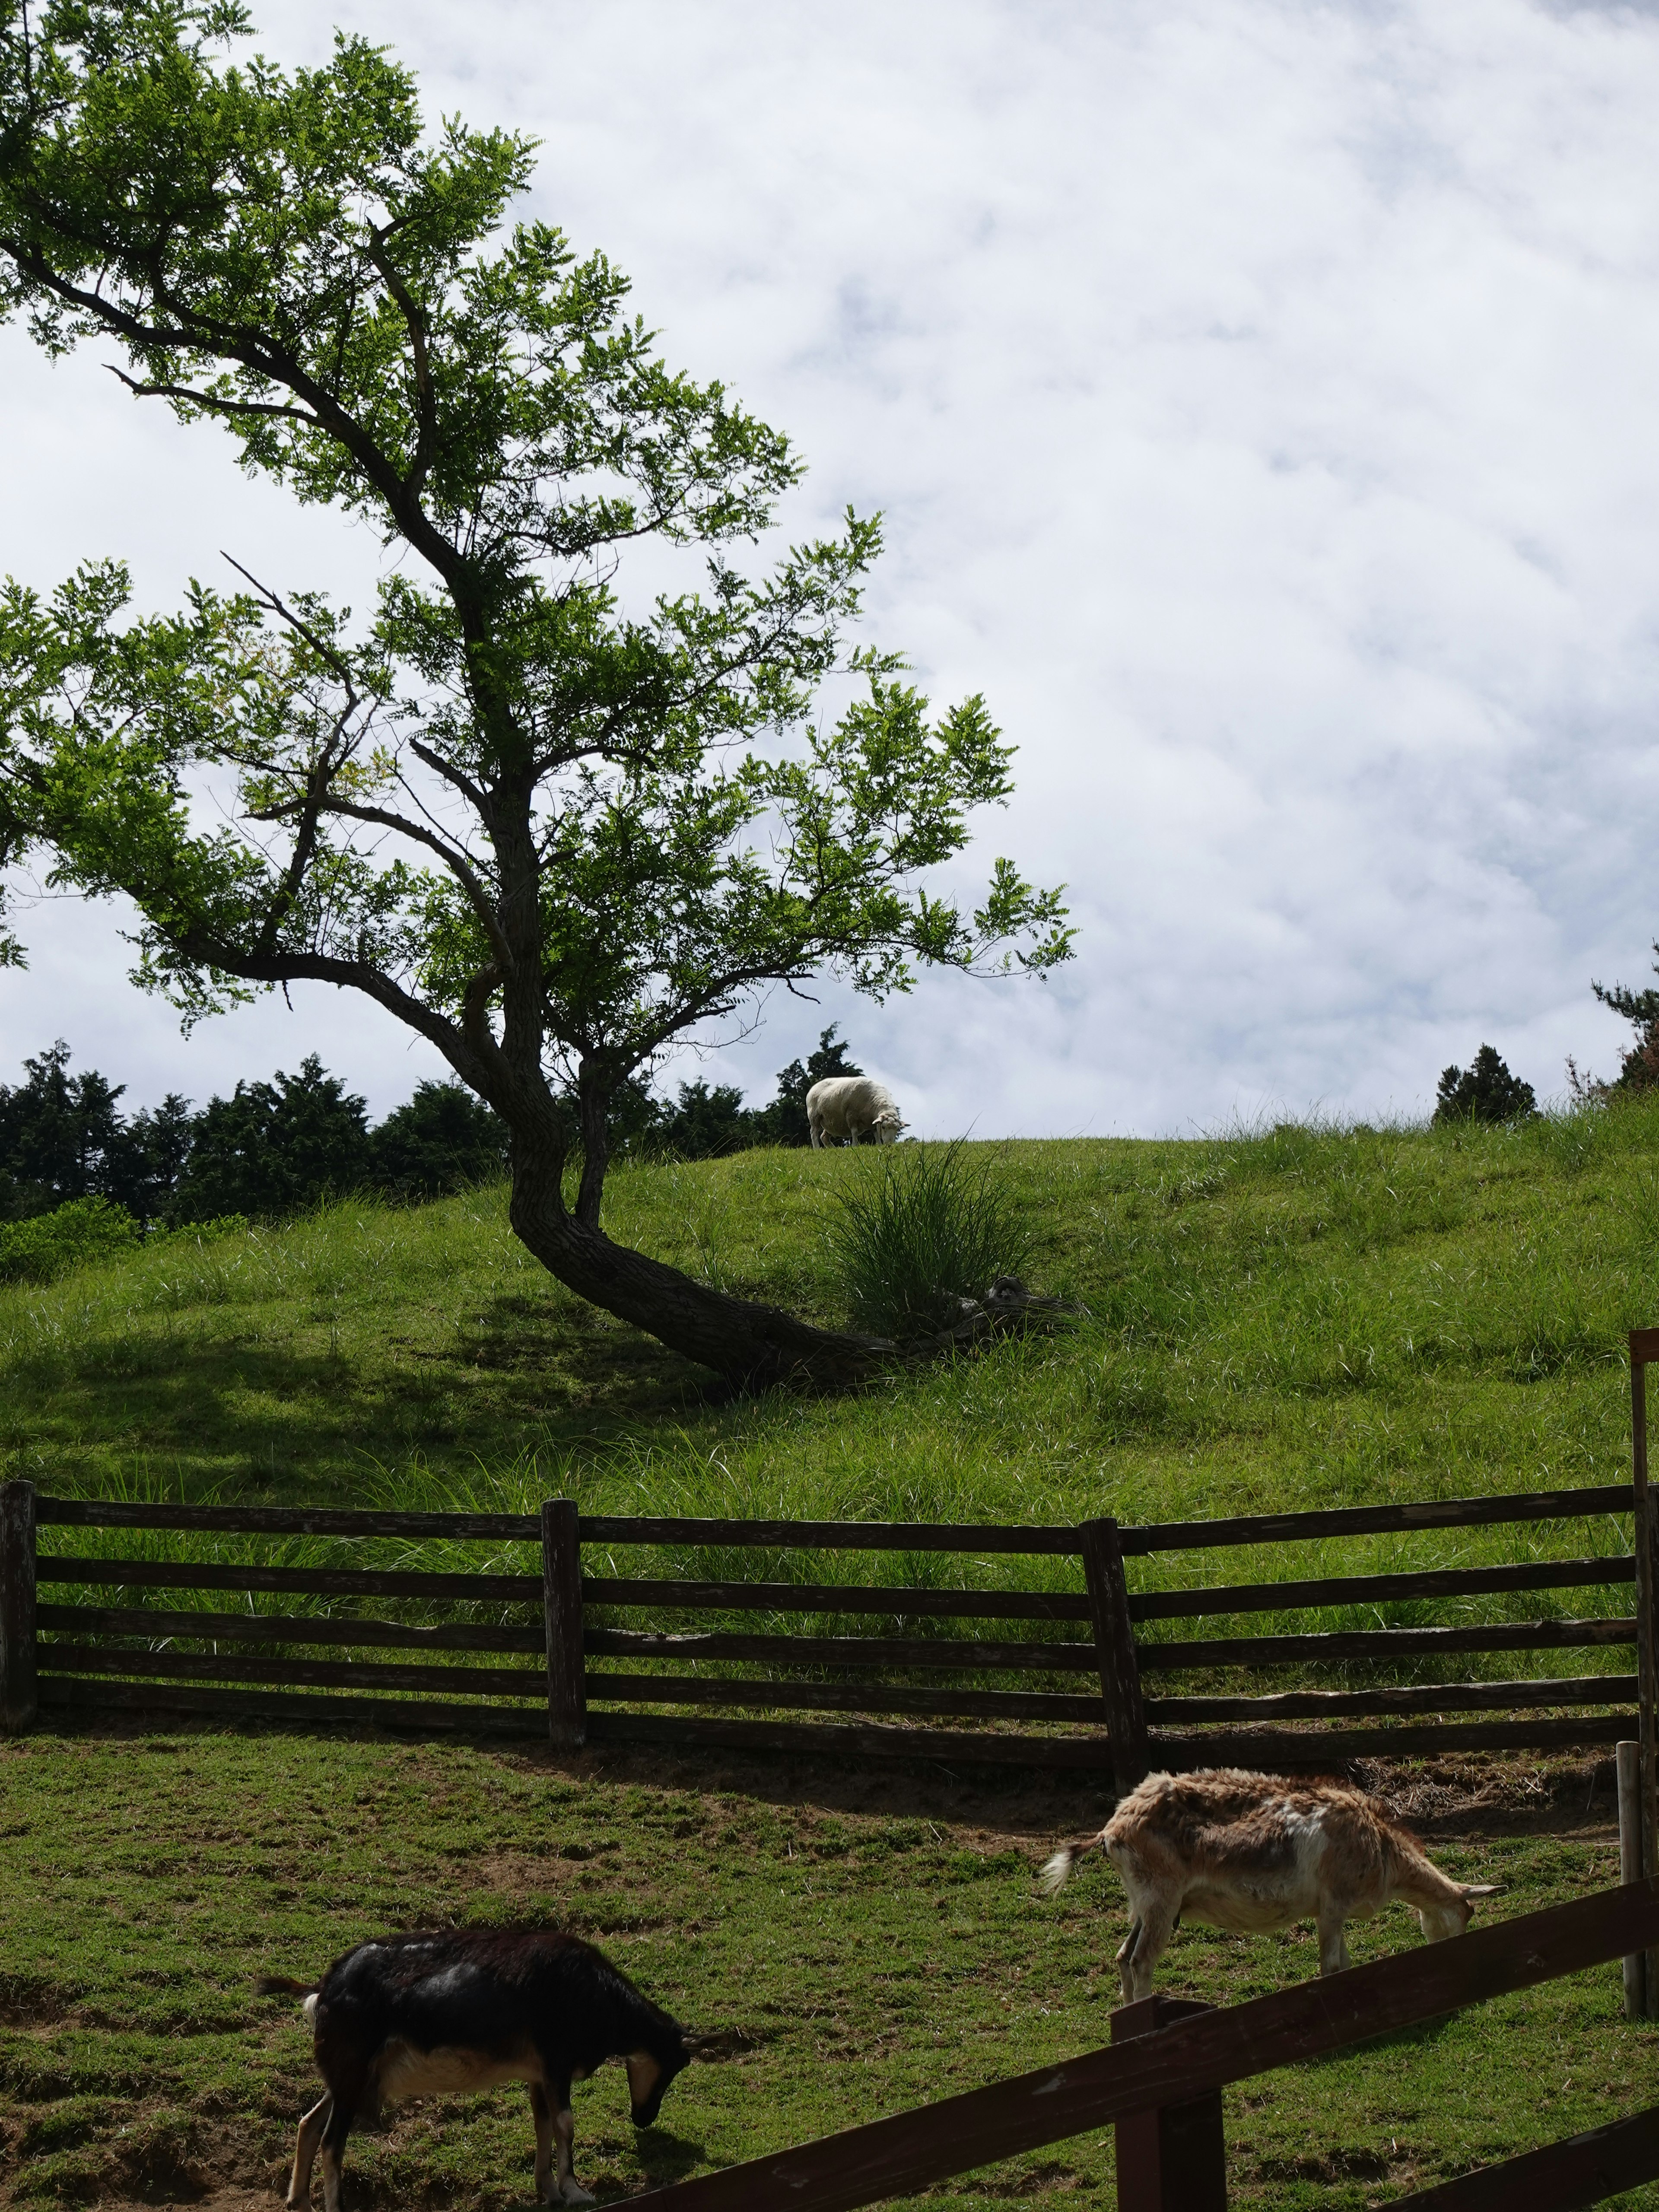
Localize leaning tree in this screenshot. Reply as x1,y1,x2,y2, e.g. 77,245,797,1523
0,0,1071,1386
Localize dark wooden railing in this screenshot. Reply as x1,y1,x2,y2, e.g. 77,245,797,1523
0,1474,1642,1782
623,1877,1659,2211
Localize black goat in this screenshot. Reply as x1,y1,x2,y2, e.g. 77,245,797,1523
260,1926,691,2208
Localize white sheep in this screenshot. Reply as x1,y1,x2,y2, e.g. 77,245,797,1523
805,1076,905,1147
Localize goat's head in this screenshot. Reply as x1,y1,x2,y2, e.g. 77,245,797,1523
626,2027,691,2129
1418,1881,1500,1942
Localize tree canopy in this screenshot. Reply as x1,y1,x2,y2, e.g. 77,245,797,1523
0,1,1071,1385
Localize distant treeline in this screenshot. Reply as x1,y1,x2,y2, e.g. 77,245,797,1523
0,1027,863,1228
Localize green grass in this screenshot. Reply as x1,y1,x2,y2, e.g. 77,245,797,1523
5,1104,1659,2205
0,1729,1653,2212
4,1103,1658,1524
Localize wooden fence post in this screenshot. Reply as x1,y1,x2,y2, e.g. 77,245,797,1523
1618,1738,1646,2020
0,1478,37,1733
1111,1995,1227,2210
541,1498,585,1752
1631,1330,1659,2018
1082,1515,1149,1796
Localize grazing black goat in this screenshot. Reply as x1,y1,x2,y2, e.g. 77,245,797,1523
260,1926,691,2208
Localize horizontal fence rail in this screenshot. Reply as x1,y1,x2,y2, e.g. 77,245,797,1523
0,1479,1642,1776
1392,2105,1659,2210
1129,1555,1636,1618
1118,1484,1636,1553
34,1500,543,1538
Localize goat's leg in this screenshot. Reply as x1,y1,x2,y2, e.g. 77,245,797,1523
540,2073,592,2207
286,2094,331,2207
553,2109,590,2207
1316,1906,1353,1977
1114,1917,1144,2002
530,2082,554,2204
317,2096,358,2212
552,2105,592,2206
1119,1901,1178,2001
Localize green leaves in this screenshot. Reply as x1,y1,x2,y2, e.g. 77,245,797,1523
0,1,797,590
0,0,1071,1220
0,561,432,1026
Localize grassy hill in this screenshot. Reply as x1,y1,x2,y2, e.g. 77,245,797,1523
3,1100,1656,1524
6,1107,1659,2212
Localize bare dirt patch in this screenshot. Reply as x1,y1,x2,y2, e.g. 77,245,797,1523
0,1986,72,2035
507,1737,1622,1854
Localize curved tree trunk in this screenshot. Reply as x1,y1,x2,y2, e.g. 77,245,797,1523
508,1132,1080,1390
509,1145,898,1389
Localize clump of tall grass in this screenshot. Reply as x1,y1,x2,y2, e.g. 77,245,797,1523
825,1140,1034,1341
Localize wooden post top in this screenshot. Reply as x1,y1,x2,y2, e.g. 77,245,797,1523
1112,1994,1216,2041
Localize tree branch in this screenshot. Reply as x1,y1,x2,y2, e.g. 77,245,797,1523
253,760,332,959
6,244,468,591
409,735,490,816
461,961,505,1065
219,554,355,686
108,363,323,429
365,222,436,501
308,794,512,968
172,928,496,1093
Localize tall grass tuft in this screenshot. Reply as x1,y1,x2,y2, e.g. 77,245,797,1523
826,1140,1034,1341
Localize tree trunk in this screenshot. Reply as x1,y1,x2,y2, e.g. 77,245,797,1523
508,1145,898,1389
507,1127,1081,1391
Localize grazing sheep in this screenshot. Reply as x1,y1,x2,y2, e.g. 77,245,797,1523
1040,1768,1497,1999
260,1926,691,2209
806,1075,904,1147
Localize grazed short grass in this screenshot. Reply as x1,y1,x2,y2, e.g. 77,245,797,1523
0,1729,1652,2211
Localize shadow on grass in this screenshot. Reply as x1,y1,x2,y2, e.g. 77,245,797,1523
636,2126,708,2187
3,1289,725,1500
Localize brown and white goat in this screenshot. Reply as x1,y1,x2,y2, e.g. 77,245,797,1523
1041,1768,1497,1999
260,1926,691,2209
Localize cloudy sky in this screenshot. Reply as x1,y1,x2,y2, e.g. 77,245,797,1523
4,0,1659,1137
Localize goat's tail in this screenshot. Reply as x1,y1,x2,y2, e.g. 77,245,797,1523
255,1974,318,1999
1038,1832,1107,1896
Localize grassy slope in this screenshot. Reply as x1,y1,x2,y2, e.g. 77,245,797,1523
3,1103,1659,1523
5,1108,1659,2208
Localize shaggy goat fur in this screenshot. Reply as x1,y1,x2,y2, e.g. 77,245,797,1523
1041,1768,1497,1999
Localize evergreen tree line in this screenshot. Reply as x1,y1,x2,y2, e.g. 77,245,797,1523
1435,953,1659,1127
0,1028,864,1227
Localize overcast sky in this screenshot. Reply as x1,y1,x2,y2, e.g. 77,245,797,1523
4,0,1659,1136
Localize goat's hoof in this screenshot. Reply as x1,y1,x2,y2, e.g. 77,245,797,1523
557,2187,594,2206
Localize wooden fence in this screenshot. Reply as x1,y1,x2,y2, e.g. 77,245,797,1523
617,1875,1659,2211
0,1475,1644,1785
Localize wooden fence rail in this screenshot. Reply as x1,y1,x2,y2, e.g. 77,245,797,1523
1395,2107,1659,2212
0,1475,1644,1780
622,1876,1659,2212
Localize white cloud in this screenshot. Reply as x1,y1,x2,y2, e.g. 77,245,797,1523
2,0,1656,1128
